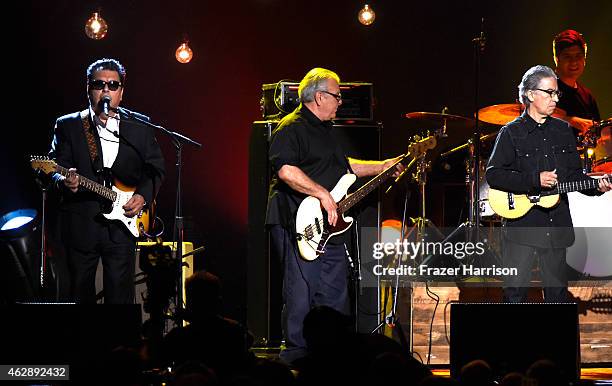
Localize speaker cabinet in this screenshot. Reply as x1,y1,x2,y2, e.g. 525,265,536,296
247,120,382,344
0,304,141,381
450,303,580,381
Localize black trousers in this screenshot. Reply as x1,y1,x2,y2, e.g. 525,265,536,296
503,239,568,303
269,225,349,364
65,221,136,304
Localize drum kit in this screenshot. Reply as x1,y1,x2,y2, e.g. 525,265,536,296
400,104,612,277
404,104,612,220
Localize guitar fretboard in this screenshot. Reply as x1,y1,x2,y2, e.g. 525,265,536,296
55,165,116,201
545,177,611,196
338,157,405,214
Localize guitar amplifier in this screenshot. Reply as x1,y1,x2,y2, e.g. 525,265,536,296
261,81,374,121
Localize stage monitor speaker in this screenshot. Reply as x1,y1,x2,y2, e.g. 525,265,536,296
0,304,141,381
248,120,382,344
450,303,580,381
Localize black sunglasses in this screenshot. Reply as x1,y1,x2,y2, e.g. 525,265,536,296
89,79,122,91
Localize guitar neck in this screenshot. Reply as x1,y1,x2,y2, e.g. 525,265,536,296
547,176,610,196
338,157,405,214
55,165,116,201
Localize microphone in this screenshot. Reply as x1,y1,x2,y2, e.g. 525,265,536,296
101,95,112,117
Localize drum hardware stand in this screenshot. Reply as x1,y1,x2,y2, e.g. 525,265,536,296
371,188,411,353
373,144,445,354
421,19,489,274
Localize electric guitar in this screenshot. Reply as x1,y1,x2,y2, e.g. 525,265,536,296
488,176,610,219
30,156,150,238
295,136,436,261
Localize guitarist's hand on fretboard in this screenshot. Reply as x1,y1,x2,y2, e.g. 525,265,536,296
64,167,79,193
381,155,406,178
598,174,612,193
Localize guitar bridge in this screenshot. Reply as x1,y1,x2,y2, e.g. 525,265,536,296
527,195,541,203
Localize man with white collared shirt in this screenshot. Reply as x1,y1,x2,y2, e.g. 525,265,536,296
49,58,165,304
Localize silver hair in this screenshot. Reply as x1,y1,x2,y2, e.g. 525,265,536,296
298,68,340,103
517,65,557,107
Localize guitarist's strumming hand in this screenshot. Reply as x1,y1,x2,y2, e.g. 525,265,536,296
540,169,558,188
64,168,79,193
316,189,338,226
123,194,145,218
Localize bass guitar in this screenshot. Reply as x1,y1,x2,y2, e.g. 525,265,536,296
295,136,436,261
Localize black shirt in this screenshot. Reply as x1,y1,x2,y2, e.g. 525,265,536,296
557,79,600,121
486,112,594,248
265,105,351,229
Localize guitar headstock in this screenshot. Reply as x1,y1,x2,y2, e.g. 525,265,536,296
30,155,58,175
407,136,437,156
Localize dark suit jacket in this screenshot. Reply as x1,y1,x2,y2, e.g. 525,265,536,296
49,110,165,249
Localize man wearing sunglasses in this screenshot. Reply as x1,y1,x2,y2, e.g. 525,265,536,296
49,58,165,304
266,68,404,366
486,65,610,303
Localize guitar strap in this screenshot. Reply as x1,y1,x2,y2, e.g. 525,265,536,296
80,109,102,172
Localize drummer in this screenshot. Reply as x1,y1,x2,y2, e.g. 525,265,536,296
553,29,601,133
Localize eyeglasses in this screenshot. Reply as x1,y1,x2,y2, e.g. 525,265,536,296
320,90,342,102
89,79,123,91
534,88,562,98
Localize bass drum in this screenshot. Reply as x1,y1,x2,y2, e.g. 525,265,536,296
567,190,612,278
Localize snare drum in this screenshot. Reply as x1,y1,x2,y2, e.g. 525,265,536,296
567,190,612,277
593,120,612,173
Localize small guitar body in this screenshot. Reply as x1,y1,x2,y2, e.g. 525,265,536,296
487,188,560,219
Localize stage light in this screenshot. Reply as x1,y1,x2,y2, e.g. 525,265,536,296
85,12,108,40
175,42,193,64
0,209,36,234
358,4,376,26
0,209,39,302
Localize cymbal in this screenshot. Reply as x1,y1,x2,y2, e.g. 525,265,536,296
404,112,475,131
477,103,567,125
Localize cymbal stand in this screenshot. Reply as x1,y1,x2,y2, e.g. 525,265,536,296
470,17,486,229
410,154,444,243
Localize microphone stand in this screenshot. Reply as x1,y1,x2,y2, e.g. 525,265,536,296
116,107,201,318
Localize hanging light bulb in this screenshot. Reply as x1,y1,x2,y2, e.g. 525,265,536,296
84,11,108,40
358,4,376,26
175,41,194,64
